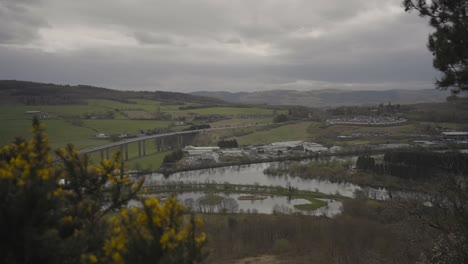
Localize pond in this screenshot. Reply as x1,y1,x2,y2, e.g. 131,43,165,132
132,192,343,217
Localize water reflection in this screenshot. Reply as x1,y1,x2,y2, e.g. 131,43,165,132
144,160,366,197
173,192,342,217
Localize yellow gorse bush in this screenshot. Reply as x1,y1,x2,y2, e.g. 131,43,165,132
104,196,206,264
0,118,207,264
0,121,54,186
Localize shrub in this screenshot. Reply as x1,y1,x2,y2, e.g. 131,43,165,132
0,118,206,264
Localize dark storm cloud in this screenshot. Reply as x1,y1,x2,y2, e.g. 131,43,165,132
0,0,438,92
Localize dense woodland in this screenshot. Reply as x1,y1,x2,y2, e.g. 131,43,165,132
357,151,468,179
217,139,239,148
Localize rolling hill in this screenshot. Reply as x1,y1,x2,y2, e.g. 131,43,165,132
191,89,450,107
0,80,224,105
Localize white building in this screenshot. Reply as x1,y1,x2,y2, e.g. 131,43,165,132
442,131,468,140
96,133,109,138
183,146,220,156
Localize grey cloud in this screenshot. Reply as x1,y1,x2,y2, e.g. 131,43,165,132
0,0,48,44
0,0,440,93
133,32,177,45
221,37,242,44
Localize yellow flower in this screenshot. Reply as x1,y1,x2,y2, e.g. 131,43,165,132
89,254,98,264
196,218,204,228
17,179,26,187
38,168,50,181
112,253,124,264
63,215,73,223
53,188,63,197
195,232,206,244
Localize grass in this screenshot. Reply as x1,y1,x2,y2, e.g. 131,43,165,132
302,121,439,146
88,99,197,112
294,194,329,211
87,99,236,121
125,151,170,171
294,202,325,211
0,101,285,172
4,99,466,176
208,118,272,128
81,119,172,134
178,107,278,116
195,120,430,147
192,127,258,146
86,138,161,159
237,195,268,201
234,122,312,146
199,194,225,206
146,183,333,213
145,182,342,201
42,120,107,149
366,200,383,208
0,119,35,147
0,104,173,149
0,118,108,150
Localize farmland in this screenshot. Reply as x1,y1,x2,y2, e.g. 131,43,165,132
2,81,468,173
0,91,282,169
3,97,468,170
2,81,468,263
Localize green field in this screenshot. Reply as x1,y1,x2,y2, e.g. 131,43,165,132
84,138,170,170
208,117,272,128
206,120,444,147
3,96,467,172
233,122,312,146
0,100,283,171
0,103,126,120
0,117,175,150
81,119,172,134
178,106,278,116
125,151,170,171
0,118,103,149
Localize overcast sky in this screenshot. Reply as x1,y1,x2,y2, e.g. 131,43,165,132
0,0,439,92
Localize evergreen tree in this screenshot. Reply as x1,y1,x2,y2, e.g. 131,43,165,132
403,0,468,93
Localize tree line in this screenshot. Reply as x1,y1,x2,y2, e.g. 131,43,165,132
356,151,468,179
217,139,239,148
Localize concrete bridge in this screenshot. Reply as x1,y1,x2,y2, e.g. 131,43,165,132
78,123,269,161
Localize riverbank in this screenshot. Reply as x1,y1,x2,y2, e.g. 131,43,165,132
144,181,342,214
263,158,439,194
142,182,341,211
143,144,456,176
151,147,392,175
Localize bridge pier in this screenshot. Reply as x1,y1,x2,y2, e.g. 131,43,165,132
79,129,202,160
157,137,165,152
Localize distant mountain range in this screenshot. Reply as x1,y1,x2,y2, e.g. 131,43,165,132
0,80,451,107
190,89,450,107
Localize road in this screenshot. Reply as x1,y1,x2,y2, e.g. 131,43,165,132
78,123,273,154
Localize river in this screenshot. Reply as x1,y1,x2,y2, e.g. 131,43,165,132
139,158,392,216
143,158,389,198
